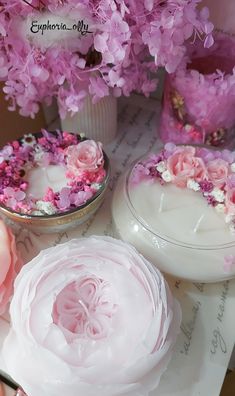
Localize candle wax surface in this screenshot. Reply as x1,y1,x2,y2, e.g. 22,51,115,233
26,165,67,199
129,181,235,247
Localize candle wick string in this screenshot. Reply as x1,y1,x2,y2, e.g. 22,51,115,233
193,214,205,233
158,193,165,213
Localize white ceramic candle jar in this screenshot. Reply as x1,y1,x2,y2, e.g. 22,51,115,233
112,144,235,282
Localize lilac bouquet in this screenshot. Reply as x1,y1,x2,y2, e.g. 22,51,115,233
0,0,213,119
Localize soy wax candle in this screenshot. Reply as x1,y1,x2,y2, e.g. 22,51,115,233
112,143,235,282
0,131,110,232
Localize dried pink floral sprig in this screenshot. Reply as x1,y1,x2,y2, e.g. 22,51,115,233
0,130,107,215
132,143,235,232
0,0,213,118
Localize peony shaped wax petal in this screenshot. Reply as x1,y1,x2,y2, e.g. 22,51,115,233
0,219,22,314
3,236,181,396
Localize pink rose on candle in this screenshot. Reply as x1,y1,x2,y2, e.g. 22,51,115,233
207,159,229,187
66,140,104,178
0,220,22,314
3,236,181,396
167,146,207,187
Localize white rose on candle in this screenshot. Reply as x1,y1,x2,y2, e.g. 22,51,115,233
3,237,181,396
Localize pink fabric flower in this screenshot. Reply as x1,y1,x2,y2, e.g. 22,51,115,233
66,140,104,178
0,220,22,314
3,236,181,396
207,159,229,187
167,146,207,187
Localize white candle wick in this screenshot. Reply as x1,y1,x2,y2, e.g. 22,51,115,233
158,193,165,213
193,214,205,233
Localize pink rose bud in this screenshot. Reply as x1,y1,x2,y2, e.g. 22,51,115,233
3,236,181,396
66,140,104,178
167,146,207,187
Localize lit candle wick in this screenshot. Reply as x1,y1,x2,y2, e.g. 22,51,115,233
193,214,205,233
158,193,165,213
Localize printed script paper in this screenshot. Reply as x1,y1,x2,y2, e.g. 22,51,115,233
0,96,234,396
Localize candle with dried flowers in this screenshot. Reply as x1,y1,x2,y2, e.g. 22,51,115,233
0,131,109,232
112,144,235,282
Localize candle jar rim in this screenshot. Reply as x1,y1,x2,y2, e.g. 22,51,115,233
124,152,235,251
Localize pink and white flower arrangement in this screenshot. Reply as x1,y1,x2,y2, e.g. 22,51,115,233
0,0,213,118
3,236,181,396
0,219,22,314
160,32,235,147
0,130,107,215
132,143,235,232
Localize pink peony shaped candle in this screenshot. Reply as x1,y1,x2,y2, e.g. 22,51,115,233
0,219,22,314
3,236,181,396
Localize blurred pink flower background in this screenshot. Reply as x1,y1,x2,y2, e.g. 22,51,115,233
0,0,213,118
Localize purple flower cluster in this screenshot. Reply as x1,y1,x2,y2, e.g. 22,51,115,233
0,0,213,118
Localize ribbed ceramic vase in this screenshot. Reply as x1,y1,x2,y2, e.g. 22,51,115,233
61,95,117,144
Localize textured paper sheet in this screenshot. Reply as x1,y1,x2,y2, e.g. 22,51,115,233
0,96,234,396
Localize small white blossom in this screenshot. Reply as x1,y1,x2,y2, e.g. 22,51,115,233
31,210,44,216
34,152,44,164
211,188,225,203
187,179,200,191
225,214,235,224
231,163,235,173
161,170,172,182
36,201,57,215
21,134,37,147
156,161,166,173
229,222,235,234
215,203,225,213
91,183,102,190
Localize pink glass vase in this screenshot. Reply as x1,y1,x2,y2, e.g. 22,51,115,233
160,33,235,148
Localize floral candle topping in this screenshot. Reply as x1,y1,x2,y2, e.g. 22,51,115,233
132,144,235,233
0,131,106,216
3,236,181,396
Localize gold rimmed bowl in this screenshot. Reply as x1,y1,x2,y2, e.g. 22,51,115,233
0,131,110,233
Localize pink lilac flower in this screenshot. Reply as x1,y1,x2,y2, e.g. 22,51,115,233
0,1,213,118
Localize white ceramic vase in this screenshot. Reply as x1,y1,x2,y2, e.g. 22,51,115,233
61,94,117,144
